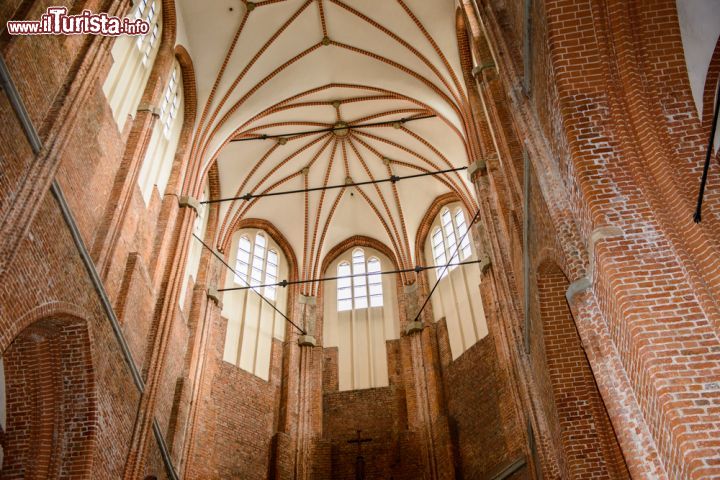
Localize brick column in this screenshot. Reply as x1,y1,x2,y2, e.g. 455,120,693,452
273,294,323,479
399,281,456,480
566,281,668,480
122,198,196,479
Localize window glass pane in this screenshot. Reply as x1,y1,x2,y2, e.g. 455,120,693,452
235,261,249,283
366,258,383,307
367,258,381,273
352,256,366,275
455,210,472,260
338,276,351,289
251,267,263,286
432,228,447,269
264,285,276,301
354,295,368,309
354,285,367,300
338,262,351,276
370,295,383,307
234,236,251,283
338,299,353,311
337,263,351,289
443,218,459,270
265,263,277,278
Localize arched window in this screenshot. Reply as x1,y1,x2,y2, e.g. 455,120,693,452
424,203,487,359
178,182,209,312
325,247,399,391
431,208,472,279
233,233,280,301
337,250,383,311
222,230,288,380
103,0,162,131
136,60,184,205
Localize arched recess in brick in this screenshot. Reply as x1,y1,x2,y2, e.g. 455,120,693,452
536,260,629,480
1,315,96,479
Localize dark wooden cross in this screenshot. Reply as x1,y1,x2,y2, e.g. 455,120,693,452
347,429,372,480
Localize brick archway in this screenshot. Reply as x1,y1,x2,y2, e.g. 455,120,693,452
1,316,96,479
536,261,628,480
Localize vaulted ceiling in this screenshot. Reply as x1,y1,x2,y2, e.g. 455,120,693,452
177,0,479,286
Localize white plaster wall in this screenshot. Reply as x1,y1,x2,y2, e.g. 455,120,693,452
222,229,288,381
676,0,720,119
424,204,488,360
323,248,400,391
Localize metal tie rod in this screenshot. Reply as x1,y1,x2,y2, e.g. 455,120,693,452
202,166,468,205
218,259,485,292
230,114,436,142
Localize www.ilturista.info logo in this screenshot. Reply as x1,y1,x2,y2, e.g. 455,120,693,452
6,7,150,36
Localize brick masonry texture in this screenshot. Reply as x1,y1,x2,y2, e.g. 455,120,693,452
2,0,720,479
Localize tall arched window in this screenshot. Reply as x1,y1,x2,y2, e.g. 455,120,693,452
324,247,399,391
431,208,472,279
337,250,383,312
136,60,184,204
103,0,162,131
233,233,279,300
424,203,487,359
222,230,288,380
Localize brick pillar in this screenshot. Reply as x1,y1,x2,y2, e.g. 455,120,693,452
273,294,324,479
467,165,541,476
566,281,668,480
122,199,195,479
399,281,456,480
175,280,224,474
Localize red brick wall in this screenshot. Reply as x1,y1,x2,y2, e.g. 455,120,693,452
186,316,282,479
0,192,143,478
537,263,628,479
1,1,719,478
320,339,424,480
2,319,95,479
434,319,529,479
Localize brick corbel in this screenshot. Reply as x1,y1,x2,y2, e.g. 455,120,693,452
178,195,200,214
566,225,623,303
136,103,162,118
298,294,316,306
206,286,222,309
297,294,317,346
297,335,317,347
467,157,488,181
472,61,497,78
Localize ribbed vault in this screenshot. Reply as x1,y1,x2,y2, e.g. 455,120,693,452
179,0,479,289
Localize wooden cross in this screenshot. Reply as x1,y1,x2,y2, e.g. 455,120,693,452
347,429,372,480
